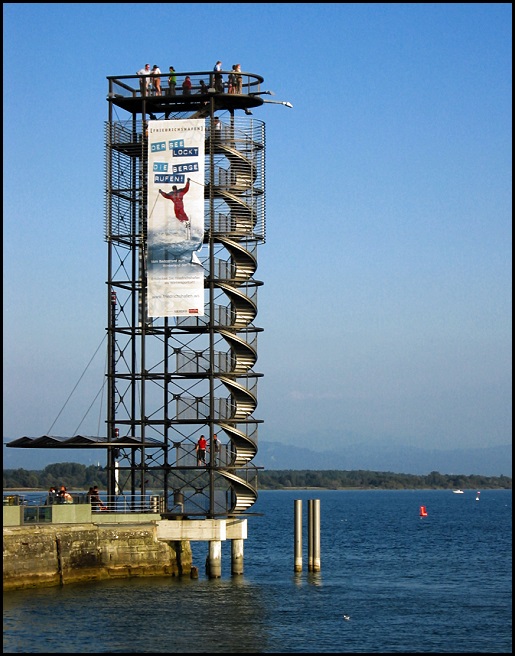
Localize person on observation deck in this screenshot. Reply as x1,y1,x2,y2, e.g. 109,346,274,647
151,65,162,96
234,64,243,94
167,66,177,95
137,63,151,95
182,75,192,95
213,60,224,93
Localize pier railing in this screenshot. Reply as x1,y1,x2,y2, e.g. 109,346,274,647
3,493,161,526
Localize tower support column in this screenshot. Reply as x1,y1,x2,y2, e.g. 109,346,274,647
206,540,222,578
231,538,244,575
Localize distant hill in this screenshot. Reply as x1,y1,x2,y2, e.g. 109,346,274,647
3,438,511,478
254,441,512,477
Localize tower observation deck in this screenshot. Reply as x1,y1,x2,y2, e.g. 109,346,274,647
103,69,267,517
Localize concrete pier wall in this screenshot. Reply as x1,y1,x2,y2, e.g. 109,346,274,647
3,523,192,591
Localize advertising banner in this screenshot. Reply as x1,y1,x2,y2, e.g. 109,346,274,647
147,119,206,317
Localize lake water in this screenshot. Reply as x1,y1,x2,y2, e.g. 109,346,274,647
3,489,512,653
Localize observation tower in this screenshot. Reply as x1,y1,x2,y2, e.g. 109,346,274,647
103,69,268,519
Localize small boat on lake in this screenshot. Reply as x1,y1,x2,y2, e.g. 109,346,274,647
452,489,464,494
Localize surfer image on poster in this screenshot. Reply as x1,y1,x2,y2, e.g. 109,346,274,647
159,179,191,237
148,176,203,263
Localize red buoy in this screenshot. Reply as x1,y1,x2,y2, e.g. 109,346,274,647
419,505,428,516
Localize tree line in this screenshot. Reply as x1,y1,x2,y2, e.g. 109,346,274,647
257,469,511,490
2,462,511,491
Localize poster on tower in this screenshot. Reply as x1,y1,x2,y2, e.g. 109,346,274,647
146,118,206,317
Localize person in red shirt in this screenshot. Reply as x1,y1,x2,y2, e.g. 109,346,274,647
196,435,207,466
159,179,190,223
182,75,192,95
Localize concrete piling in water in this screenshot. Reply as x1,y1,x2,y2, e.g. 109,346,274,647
206,540,222,578
231,538,244,575
312,498,321,572
298,498,321,574
294,499,302,572
307,499,314,572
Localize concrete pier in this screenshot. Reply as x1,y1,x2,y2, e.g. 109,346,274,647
4,514,248,589
3,523,192,591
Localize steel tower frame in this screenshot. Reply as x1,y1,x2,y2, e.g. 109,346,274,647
104,70,267,518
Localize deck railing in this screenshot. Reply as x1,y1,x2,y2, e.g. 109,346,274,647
107,70,264,100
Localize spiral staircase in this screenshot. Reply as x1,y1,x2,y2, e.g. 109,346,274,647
175,115,264,513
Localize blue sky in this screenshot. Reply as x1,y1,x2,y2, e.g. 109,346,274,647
3,3,512,470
